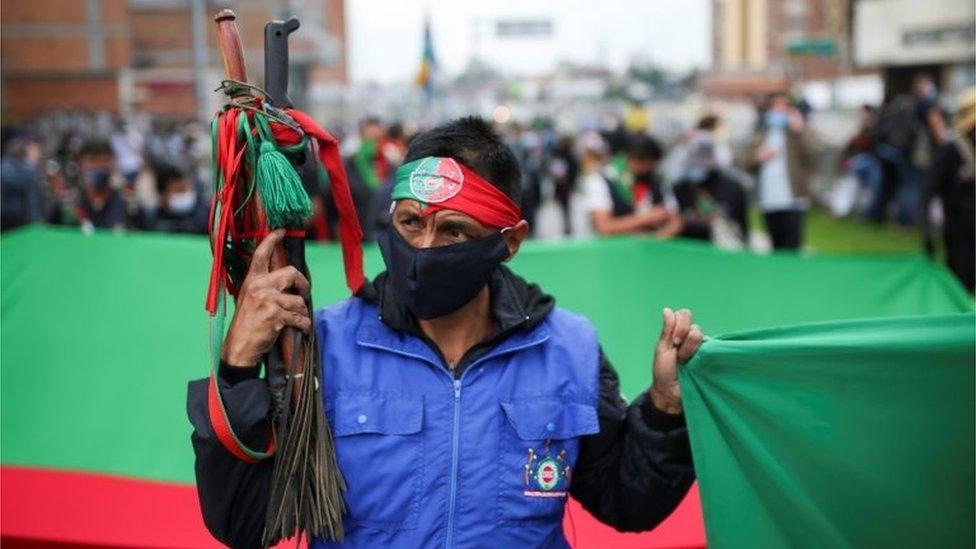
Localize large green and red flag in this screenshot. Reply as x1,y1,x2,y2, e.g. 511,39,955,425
1,228,972,547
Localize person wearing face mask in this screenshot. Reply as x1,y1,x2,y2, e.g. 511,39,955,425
73,139,126,231
671,115,749,244
746,93,814,250
151,164,208,235
187,117,703,548
346,116,390,241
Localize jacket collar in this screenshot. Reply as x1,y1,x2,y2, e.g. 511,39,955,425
354,265,555,364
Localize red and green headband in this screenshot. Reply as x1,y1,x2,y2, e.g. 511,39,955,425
391,157,522,229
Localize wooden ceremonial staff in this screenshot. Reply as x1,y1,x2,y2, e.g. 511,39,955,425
213,9,345,545
214,10,304,397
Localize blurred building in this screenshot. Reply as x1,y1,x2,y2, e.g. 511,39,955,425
0,0,132,123
701,0,855,99
1,0,347,123
852,0,975,98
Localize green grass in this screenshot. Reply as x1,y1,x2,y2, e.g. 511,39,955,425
805,209,924,254
750,208,925,255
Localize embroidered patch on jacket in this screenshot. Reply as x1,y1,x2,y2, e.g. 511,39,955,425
522,442,571,498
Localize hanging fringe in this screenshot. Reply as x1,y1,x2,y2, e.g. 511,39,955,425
262,333,346,546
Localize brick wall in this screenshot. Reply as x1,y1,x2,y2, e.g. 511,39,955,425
1,0,348,122
1,0,130,120
3,77,119,123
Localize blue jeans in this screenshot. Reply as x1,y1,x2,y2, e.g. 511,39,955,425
869,145,920,226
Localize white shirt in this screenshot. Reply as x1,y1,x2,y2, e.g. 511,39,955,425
757,128,798,212
570,171,613,239
110,130,144,175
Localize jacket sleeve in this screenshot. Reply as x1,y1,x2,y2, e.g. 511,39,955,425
569,348,695,532
186,364,273,549
743,131,764,173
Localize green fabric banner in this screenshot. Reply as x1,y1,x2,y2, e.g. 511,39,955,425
0,227,971,486
680,313,976,548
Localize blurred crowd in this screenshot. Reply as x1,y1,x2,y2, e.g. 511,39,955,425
1,78,973,291
838,76,975,291
0,113,211,236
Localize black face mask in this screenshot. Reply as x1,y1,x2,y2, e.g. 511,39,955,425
632,170,654,182
377,224,510,320
83,168,111,190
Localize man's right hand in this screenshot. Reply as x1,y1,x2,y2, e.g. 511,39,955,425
221,229,312,367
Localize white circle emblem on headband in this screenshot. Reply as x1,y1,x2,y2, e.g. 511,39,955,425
408,157,464,203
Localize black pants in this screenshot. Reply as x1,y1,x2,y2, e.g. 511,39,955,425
763,210,805,250
945,227,975,293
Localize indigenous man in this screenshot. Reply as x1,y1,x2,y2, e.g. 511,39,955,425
188,117,704,548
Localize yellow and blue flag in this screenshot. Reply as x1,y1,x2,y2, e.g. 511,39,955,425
415,15,436,98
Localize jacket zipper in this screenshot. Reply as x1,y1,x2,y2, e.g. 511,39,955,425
445,377,463,548
443,338,549,548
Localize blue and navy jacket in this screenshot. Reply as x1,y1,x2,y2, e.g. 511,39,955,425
188,268,694,548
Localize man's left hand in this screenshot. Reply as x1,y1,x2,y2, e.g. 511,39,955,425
650,308,704,415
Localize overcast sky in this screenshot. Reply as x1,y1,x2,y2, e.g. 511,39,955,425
347,0,712,84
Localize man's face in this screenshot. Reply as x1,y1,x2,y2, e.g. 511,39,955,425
627,156,656,178
361,122,383,142
914,77,935,98
164,177,190,199
858,107,874,126
392,200,494,248
769,96,790,113
79,153,114,190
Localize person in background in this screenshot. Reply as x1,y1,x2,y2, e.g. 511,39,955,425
152,164,208,235
870,76,946,226
841,105,882,217
677,115,733,185
570,131,675,238
361,121,412,241
624,135,683,238
673,115,748,244
746,93,813,251
548,135,579,236
0,136,45,231
346,116,389,240
381,122,408,169
42,160,78,225
914,74,949,150
922,87,975,292
110,118,145,186
61,139,125,231
514,126,547,232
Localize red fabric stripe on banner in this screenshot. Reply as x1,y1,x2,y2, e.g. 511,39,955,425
0,466,219,548
564,486,706,548
0,466,704,548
